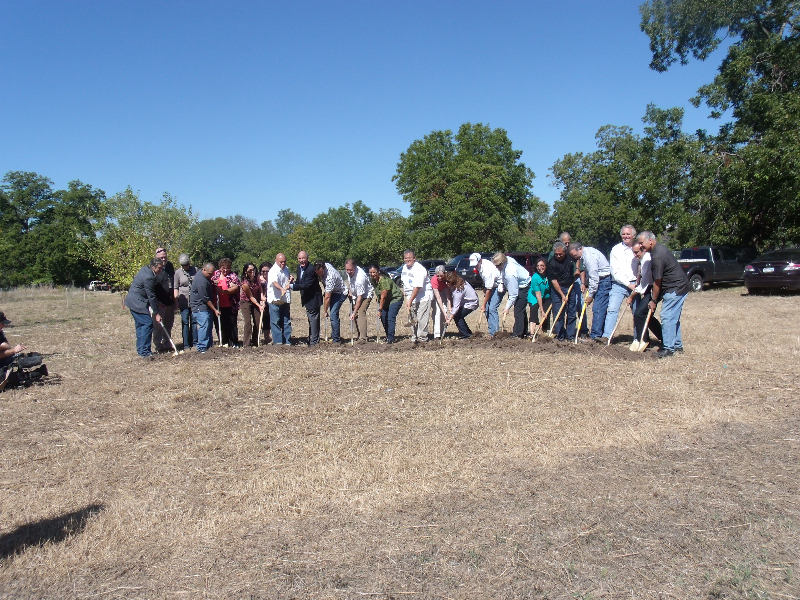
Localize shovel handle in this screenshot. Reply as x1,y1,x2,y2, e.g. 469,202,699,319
547,283,574,337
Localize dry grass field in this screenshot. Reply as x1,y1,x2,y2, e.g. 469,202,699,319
1,285,798,599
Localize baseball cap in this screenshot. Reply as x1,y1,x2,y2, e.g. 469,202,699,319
468,252,482,266
0,312,10,325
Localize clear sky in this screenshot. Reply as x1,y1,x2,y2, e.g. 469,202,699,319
1,1,728,225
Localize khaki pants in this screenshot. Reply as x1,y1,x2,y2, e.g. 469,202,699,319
352,297,371,340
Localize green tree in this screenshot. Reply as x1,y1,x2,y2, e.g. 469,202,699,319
0,172,105,286
641,0,800,249
393,123,541,257
86,188,197,289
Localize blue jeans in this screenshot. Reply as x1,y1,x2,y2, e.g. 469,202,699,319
193,311,213,351
660,291,686,351
180,307,198,349
550,285,579,339
590,276,612,339
328,292,346,343
454,306,476,338
603,282,633,338
380,300,403,342
484,287,505,336
269,302,292,344
130,310,153,357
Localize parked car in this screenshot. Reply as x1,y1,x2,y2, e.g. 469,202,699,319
678,246,745,292
87,280,110,291
744,249,800,293
445,254,473,272
420,259,446,276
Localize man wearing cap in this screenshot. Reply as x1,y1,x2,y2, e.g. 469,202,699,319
492,252,532,338
568,242,612,341
602,225,639,342
173,254,198,350
470,252,504,338
400,250,433,343
124,258,164,358
153,247,175,352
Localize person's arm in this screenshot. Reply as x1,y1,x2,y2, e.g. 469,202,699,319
241,280,257,303
432,287,446,314
320,292,329,317
145,275,162,322
0,339,25,360
350,294,364,319
550,279,565,301
407,286,421,307
503,274,519,314
173,271,180,300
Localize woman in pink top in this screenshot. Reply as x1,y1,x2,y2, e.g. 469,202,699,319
211,258,241,347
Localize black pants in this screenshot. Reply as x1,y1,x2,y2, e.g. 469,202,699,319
513,285,529,337
214,306,239,346
530,297,552,330
453,306,476,338
306,306,320,345
634,291,662,343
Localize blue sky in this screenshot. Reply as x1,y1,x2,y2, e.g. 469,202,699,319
1,1,728,225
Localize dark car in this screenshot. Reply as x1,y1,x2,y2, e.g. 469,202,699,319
420,259,447,277
678,246,745,291
445,254,473,272
744,249,800,293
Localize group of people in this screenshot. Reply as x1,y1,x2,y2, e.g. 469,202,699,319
125,227,690,359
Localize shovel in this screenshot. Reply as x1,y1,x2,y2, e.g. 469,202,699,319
607,301,630,346
547,283,574,338
630,308,653,352
531,303,553,342
257,303,264,347
574,290,590,344
150,307,179,356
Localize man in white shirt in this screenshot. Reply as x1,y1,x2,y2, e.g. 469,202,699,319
493,253,532,338
602,224,639,341
400,250,432,343
469,252,505,338
266,253,293,345
345,259,374,343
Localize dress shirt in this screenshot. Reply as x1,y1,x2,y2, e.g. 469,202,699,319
348,266,374,299
321,263,348,295
267,263,291,304
478,260,503,290
581,247,612,297
634,253,653,295
609,242,638,287
501,256,532,310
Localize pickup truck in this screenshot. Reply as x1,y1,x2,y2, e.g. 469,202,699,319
678,246,745,292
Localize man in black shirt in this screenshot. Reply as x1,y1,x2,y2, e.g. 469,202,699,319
637,231,690,358
190,263,220,353
547,242,579,340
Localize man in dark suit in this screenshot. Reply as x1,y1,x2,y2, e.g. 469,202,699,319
292,250,323,345
124,258,164,358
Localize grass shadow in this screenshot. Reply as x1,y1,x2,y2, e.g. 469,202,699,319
0,504,104,559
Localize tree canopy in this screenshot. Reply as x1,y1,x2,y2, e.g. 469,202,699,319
393,123,549,257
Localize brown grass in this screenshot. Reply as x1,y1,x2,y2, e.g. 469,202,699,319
0,285,798,599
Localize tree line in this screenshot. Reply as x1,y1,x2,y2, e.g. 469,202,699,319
2,0,797,288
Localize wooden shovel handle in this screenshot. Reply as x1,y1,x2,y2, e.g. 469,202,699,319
548,283,574,336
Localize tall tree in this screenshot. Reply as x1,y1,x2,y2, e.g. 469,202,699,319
86,189,197,289
641,0,800,248
393,123,542,257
